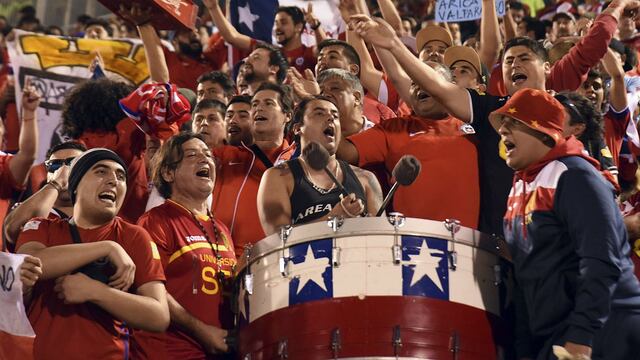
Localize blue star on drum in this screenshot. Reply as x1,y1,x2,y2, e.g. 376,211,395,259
288,239,333,306
402,236,449,300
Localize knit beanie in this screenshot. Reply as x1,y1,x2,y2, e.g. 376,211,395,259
68,148,127,204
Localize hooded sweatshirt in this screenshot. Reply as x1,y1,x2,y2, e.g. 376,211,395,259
503,137,640,358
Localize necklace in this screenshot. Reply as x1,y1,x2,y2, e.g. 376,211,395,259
169,200,229,293
301,157,340,195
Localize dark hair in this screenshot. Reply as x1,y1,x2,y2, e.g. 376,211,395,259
85,18,112,37
153,132,207,198
555,91,604,154
277,6,305,26
19,5,36,17
17,16,40,28
254,42,289,83
45,25,64,36
291,95,338,128
193,98,227,118
503,37,548,62
228,94,252,106
77,14,92,25
509,1,525,11
522,17,546,40
317,39,361,75
196,71,236,98
46,141,87,159
254,82,294,115
61,78,135,139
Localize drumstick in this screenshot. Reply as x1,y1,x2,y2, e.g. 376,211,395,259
376,155,421,216
303,142,349,197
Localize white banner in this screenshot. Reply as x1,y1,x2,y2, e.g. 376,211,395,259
7,30,150,162
0,252,34,337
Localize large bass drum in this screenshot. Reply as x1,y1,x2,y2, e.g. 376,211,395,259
233,215,512,359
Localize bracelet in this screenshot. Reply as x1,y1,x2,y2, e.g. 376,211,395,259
311,22,321,30
339,198,359,217
47,180,63,193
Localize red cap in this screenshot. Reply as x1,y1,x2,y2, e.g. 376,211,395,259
489,88,565,144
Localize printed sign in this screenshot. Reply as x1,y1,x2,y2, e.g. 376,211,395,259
0,252,35,337
435,0,505,23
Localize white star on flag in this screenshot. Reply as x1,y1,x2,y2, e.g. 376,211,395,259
407,239,445,291
289,245,330,294
238,4,259,32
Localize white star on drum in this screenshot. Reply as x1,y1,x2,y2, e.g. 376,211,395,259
290,245,330,294
406,239,445,291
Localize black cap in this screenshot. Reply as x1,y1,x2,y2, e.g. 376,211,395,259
68,148,127,204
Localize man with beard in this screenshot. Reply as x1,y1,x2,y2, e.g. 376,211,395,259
242,43,289,95
337,62,480,228
192,99,227,150
204,0,323,73
4,142,86,248
120,3,220,91
212,83,296,256
225,95,253,146
549,12,577,43
350,0,632,235
258,96,382,234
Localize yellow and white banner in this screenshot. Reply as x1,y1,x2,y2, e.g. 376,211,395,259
7,30,150,162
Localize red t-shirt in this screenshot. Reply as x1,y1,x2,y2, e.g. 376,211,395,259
0,153,23,199
79,118,150,224
134,200,236,359
212,142,295,256
284,44,316,74
363,94,396,124
604,107,631,168
377,73,413,117
15,217,165,360
163,47,215,91
348,115,480,228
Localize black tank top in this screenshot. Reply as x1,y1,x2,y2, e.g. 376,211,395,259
289,158,367,225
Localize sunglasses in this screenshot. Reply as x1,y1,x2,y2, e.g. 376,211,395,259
44,157,75,173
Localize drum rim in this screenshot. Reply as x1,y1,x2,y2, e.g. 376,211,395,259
235,217,510,276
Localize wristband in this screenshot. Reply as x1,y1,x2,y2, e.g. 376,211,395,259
311,22,321,30
47,180,63,193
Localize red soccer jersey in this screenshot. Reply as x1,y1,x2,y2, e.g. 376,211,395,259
134,200,236,359
0,153,23,199
284,44,316,74
163,47,215,91
348,115,480,228
212,142,295,256
15,217,165,360
604,107,631,168
79,118,151,223
363,94,396,124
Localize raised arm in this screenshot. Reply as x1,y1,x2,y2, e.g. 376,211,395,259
203,0,254,51
10,82,39,186
377,0,405,35
339,0,383,97
352,16,471,121
119,3,169,83
479,0,502,69
503,4,517,42
601,48,627,112
3,165,68,245
303,3,328,44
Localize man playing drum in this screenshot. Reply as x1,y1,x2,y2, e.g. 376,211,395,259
258,95,382,235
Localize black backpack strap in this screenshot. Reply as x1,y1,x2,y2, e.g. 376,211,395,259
249,144,274,169
68,219,82,244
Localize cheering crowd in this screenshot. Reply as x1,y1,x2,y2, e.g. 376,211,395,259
3,0,640,358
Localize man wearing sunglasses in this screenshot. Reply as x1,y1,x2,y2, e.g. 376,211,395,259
3,142,86,248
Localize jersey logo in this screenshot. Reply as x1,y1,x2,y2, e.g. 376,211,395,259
409,131,426,137
459,124,476,134
22,220,41,232
228,161,242,166
295,57,304,66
